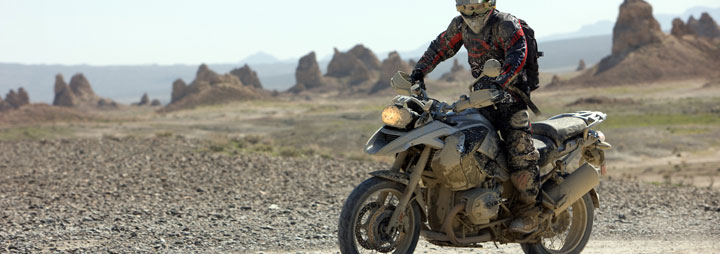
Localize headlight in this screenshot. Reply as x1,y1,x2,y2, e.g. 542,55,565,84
382,105,413,129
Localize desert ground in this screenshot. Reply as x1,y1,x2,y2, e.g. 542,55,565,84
1,77,720,253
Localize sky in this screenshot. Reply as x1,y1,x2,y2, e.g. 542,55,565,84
1,0,719,65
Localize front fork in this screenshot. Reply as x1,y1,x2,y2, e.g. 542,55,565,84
384,146,432,234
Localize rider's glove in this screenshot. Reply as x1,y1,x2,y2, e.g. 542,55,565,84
410,68,426,90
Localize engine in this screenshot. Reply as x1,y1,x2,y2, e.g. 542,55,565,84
459,186,503,225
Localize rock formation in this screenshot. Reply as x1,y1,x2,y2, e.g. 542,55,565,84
686,13,720,39
52,73,117,108
171,79,188,103
54,74,67,94
150,99,162,106
5,88,30,108
97,98,117,108
612,0,664,56
326,48,373,85
0,98,12,112
230,64,263,89
53,74,76,107
289,52,327,93
440,59,471,82
68,74,98,102
558,0,720,87
576,59,587,71
163,64,268,112
547,75,562,87
370,52,411,93
138,93,150,106
0,88,30,112
347,44,381,70
671,18,694,37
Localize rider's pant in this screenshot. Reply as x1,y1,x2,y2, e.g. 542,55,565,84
479,102,540,206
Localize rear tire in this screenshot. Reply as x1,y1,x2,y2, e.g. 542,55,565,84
521,194,594,254
338,177,422,254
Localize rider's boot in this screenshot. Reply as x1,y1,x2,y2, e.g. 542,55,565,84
509,201,540,234
509,169,541,234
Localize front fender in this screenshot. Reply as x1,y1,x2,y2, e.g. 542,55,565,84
365,121,457,156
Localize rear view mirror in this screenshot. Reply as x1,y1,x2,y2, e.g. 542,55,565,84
390,72,413,96
481,59,502,78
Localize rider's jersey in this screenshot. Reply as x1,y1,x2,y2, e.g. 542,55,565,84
415,10,528,91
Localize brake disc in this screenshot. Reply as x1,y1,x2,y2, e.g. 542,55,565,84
355,202,381,250
368,207,402,253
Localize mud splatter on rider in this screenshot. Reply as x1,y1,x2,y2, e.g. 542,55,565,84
409,0,541,233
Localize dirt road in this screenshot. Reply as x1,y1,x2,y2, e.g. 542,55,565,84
279,239,720,254
1,138,719,253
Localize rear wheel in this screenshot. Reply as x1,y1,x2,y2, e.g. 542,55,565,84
338,177,422,254
521,194,594,254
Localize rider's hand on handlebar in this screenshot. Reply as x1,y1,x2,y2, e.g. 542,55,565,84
410,68,426,90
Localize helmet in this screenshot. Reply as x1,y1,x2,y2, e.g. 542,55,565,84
456,0,496,33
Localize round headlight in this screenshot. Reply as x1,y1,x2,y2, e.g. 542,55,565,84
382,105,413,129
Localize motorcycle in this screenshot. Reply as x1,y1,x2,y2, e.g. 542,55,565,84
338,60,612,254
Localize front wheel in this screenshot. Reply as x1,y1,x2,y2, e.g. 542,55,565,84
521,193,595,254
338,177,422,254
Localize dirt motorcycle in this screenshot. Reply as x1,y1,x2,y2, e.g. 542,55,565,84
338,60,612,254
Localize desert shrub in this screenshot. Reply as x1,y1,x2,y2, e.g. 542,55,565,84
155,131,174,138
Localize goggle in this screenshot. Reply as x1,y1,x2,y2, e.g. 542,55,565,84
456,3,494,16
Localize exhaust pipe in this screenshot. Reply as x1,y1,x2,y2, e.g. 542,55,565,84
545,163,600,214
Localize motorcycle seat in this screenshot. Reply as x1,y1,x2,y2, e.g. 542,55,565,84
532,135,557,168
531,117,588,147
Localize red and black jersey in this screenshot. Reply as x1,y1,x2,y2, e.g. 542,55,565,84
415,10,528,90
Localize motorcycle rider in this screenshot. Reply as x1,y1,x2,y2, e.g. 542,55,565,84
410,0,541,234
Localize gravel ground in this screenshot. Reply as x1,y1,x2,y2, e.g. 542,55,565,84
0,137,719,253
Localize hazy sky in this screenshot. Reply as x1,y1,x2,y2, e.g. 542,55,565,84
1,0,719,65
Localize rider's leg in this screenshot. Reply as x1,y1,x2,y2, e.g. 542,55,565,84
503,109,541,234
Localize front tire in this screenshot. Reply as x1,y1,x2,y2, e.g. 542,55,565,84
521,193,595,254
338,177,422,254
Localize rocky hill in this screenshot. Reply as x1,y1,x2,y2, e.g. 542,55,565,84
554,0,720,87
162,64,269,112
289,45,413,95
0,87,30,112
53,73,118,108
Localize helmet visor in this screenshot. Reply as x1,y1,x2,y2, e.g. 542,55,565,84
456,3,493,16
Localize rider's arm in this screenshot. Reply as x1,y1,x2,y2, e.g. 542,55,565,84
414,16,465,76
494,17,527,88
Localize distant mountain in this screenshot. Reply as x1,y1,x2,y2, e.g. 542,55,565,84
239,52,282,65
540,20,615,42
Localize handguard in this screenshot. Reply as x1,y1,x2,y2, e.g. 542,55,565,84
454,89,504,112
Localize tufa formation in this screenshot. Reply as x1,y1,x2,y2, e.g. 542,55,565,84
560,0,720,87
326,48,373,85
53,73,117,108
440,59,472,82
164,64,268,112
230,64,263,89
347,45,381,71
289,52,327,93
371,52,411,94
291,45,414,95
611,0,664,56
0,87,30,112
576,59,587,71
138,93,150,106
